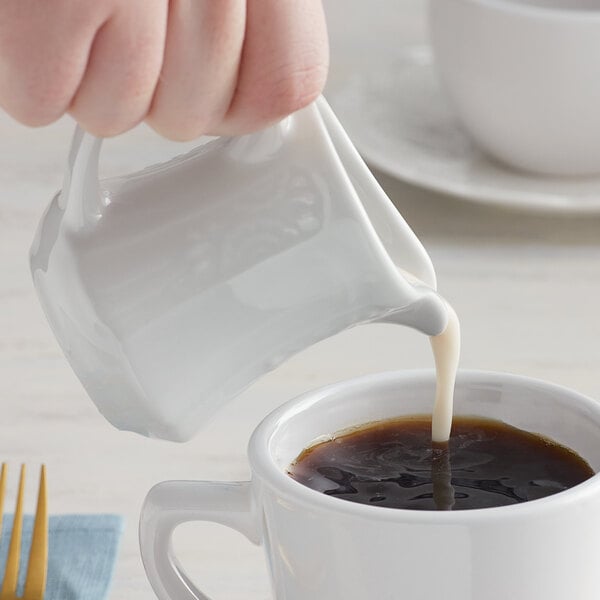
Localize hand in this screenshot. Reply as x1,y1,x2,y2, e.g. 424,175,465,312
0,0,328,140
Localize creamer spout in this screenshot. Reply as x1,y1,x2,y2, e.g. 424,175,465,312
381,285,449,337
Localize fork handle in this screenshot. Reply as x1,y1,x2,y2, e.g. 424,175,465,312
139,480,260,600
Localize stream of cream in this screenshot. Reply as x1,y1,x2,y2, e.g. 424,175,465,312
429,302,461,443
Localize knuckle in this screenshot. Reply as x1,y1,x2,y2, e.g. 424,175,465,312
5,68,76,127
10,105,60,128
71,82,157,138
146,113,211,142
261,58,328,120
74,110,145,138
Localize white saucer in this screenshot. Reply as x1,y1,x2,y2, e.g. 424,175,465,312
327,46,600,214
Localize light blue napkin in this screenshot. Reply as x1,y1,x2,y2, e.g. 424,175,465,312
0,514,124,600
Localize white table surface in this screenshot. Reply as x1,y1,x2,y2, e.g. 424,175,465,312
1,1,600,598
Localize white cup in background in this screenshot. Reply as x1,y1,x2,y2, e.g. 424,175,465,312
140,370,600,600
429,0,600,176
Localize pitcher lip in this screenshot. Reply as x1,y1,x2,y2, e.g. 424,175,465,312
248,369,600,523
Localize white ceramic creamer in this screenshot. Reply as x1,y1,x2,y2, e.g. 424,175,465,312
30,98,448,441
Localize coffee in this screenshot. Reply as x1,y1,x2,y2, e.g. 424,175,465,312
288,416,594,510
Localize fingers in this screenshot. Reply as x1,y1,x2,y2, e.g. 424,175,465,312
218,0,329,135
0,0,167,137
0,0,329,138
146,0,245,141
0,1,103,126
69,0,168,137
147,0,329,139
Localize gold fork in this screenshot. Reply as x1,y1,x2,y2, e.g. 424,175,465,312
0,465,47,600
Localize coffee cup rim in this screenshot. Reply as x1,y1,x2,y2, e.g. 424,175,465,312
452,0,600,21
248,369,600,523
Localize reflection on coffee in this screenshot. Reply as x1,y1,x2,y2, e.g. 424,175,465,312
288,416,594,511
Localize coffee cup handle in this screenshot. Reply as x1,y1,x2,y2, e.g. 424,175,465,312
139,480,260,600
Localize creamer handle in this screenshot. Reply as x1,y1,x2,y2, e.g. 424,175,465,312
60,126,103,230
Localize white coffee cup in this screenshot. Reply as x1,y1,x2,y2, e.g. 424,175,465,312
429,0,600,176
140,370,600,600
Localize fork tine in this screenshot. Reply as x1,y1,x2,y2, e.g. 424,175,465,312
0,464,6,541
1,464,25,597
23,466,47,600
